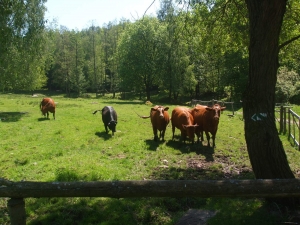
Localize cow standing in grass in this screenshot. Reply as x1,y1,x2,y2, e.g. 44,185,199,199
93,106,118,136
171,107,198,144
40,98,56,120
138,105,170,141
191,104,226,147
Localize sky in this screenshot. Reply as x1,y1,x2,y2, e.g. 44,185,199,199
45,0,161,30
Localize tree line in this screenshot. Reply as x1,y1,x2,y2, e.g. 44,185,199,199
1,0,299,102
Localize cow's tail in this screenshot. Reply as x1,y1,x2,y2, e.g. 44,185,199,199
134,110,150,119
93,110,101,115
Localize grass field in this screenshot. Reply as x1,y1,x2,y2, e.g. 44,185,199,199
0,92,299,225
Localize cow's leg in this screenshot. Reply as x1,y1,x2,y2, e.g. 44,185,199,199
46,112,49,119
180,130,186,143
53,112,55,120
153,127,158,141
104,124,109,133
161,129,165,141
195,128,201,144
205,131,211,147
172,124,175,140
212,132,216,148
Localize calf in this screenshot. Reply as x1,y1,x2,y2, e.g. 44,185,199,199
171,107,198,144
137,105,170,141
191,104,226,147
40,98,56,120
93,106,118,136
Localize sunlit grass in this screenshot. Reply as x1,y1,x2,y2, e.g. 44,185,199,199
0,92,299,225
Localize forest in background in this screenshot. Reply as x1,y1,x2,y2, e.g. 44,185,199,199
1,0,300,102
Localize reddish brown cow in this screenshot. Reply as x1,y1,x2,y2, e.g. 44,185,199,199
138,105,170,141
171,107,198,144
191,104,226,147
40,98,56,120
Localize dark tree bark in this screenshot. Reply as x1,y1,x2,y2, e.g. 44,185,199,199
244,0,294,179
243,0,300,206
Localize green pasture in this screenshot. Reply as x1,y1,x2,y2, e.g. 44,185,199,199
0,93,299,225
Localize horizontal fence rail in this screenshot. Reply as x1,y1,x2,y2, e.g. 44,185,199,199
288,109,300,149
2,179,300,198
3,178,300,224
275,105,300,150
190,99,236,116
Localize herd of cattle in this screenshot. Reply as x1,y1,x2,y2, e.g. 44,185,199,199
40,97,226,147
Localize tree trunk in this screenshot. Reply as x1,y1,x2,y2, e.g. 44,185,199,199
145,85,151,101
244,0,294,179
243,0,299,206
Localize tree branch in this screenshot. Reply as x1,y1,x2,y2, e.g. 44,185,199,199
279,34,300,50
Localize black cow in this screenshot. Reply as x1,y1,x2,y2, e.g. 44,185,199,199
93,106,118,135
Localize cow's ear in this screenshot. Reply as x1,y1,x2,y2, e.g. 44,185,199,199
164,107,169,111
206,107,213,111
221,107,226,110
151,107,156,111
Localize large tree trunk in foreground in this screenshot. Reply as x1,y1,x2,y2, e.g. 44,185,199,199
244,0,299,206
244,1,295,179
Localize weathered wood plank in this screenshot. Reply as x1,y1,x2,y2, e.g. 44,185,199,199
1,179,300,198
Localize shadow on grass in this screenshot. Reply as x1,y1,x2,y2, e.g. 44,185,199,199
144,139,162,151
164,138,215,162
23,168,284,225
95,131,112,140
104,100,143,105
37,117,50,121
25,196,208,225
0,111,28,122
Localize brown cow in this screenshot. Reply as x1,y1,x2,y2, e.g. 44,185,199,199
40,98,56,120
191,104,226,147
171,107,198,144
137,105,170,141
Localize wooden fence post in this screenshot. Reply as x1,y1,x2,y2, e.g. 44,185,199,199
283,107,287,134
288,109,291,141
7,198,26,225
298,117,300,151
280,106,283,133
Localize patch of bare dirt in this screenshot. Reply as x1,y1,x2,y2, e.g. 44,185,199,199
186,155,253,180
175,209,217,225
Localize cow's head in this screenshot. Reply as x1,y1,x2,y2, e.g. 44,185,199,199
206,104,226,121
41,108,46,116
151,105,169,118
108,120,117,133
182,124,198,143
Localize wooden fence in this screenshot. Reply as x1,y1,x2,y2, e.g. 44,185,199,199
2,178,300,225
275,105,300,150
190,99,236,116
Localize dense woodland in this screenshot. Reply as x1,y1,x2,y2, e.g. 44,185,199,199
1,0,300,206
1,0,299,103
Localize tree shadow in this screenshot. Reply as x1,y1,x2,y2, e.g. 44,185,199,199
0,111,28,122
23,164,288,225
104,100,143,105
95,131,112,140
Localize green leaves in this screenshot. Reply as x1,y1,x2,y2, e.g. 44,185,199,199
0,0,47,91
